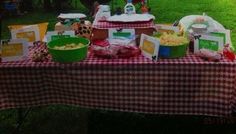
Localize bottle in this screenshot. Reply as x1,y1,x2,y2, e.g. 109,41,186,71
124,0,136,15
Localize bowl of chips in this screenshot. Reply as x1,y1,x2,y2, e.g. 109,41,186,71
47,37,90,63
156,33,189,58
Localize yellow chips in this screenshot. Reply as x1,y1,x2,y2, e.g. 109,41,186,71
54,43,84,50
159,33,188,46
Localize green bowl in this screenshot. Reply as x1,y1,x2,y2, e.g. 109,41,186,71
47,37,90,63
159,44,188,58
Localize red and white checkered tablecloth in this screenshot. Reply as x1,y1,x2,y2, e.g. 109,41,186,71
92,20,156,29
0,46,236,117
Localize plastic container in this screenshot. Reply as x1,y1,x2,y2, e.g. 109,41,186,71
47,37,90,63
95,5,111,22
124,0,136,14
159,44,188,58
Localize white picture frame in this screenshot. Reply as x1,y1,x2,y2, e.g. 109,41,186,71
140,34,160,61
11,25,40,45
194,34,224,53
1,39,29,62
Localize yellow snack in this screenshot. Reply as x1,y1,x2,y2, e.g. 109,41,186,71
54,43,84,50
159,33,188,46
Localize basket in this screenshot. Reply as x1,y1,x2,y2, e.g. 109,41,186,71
159,44,188,58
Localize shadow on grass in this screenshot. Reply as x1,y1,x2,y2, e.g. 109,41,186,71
1,106,236,134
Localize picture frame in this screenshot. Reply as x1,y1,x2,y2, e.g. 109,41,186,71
140,34,160,61
10,25,40,45
0,39,29,62
194,34,224,53
108,29,135,39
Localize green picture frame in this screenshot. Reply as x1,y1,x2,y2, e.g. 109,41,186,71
194,34,224,53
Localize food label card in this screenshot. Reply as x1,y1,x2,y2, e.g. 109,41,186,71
0,39,28,62
109,29,135,39
46,31,75,42
140,34,160,61
194,34,224,53
11,25,40,44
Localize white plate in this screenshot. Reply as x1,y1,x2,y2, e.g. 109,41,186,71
107,14,155,23
191,24,207,29
58,13,86,19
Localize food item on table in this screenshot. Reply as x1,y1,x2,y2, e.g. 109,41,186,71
154,33,189,58
196,49,222,61
32,41,49,62
223,44,235,61
194,16,206,23
53,43,84,50
91,39,140,59
74,21,92,39
32,50,49,62
159,33,189,46
191,23,208,33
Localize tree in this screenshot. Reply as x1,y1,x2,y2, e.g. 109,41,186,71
43,0,52,11
20,0,33,11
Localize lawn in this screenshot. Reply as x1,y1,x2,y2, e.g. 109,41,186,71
1,0,236,48
1,0,236,134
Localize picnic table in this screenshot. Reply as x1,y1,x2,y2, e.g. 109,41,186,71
1,45,236,117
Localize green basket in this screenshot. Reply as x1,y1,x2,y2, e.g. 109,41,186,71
47,37,90,63
159,44,188,58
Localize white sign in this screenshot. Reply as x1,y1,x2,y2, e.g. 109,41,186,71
194,34,224,53
1,39,29,62
11,25,40,45
140,34,160,61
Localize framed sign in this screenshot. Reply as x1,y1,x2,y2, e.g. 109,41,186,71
1,39,28,62
140,34,160,61
11,25,40,44
109,29,135,39
194,34,224,53
46,31,75,42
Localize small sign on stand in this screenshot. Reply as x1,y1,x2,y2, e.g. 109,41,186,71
140,34,160,61
0,39,28,62
194,34,224,53
10,25,40,46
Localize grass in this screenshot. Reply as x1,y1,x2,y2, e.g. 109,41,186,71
1,0,236,134
1,0,236,48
